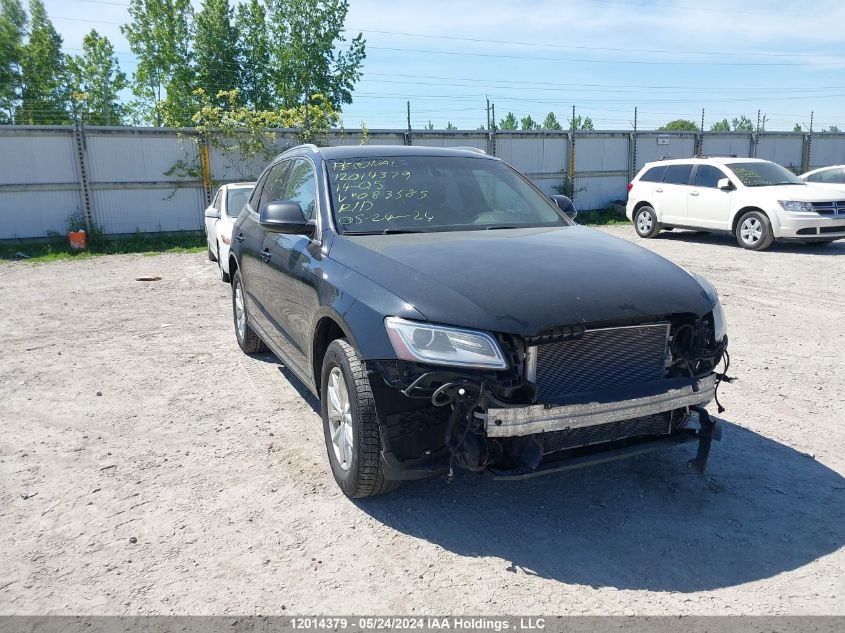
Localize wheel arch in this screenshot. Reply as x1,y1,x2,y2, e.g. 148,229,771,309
228,253,239,284
633,200,660,221
312,310,358,397
731,206,770,233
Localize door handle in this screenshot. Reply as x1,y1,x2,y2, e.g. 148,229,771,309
260,248,271,262
690,191,700,196
655,188,663,193
235,233,245,243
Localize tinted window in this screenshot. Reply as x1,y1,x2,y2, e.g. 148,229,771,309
226,187,252,217
257,162,291,213
283,159,317,220
663,164,693,185
693,165,726,188
326,156,567,234
212,189,223,210
640,166,668,182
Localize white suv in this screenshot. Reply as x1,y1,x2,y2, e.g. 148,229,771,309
626,157,845,250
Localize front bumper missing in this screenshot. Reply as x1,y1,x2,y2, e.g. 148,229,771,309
481,374,717,438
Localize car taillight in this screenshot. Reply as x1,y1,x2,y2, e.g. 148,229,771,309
627,182,634,192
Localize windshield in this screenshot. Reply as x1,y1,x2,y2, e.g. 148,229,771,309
326,156,568,234
728,162,804,187
226,187,252,217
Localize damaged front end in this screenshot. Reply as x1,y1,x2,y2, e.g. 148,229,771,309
367,313,730,481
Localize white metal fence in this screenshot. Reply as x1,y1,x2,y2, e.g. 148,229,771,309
1,125,844,240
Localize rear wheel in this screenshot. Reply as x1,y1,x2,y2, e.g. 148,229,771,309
232,269,266,354
207,246,217,262
634,205,661,238
320,339,399,499
735,211,774,250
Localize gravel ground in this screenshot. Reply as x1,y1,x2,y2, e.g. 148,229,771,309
1,226,843,615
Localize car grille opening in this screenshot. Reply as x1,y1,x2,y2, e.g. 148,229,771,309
539,411,681,454
820,225,845,234
531,323,669,402
811,201,845,215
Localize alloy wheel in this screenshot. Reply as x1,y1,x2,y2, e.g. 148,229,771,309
234,283,246,340
637,209,654,234
327,367,353,471
740,217,763,245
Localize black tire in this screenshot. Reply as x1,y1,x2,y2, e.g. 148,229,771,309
634,205,661,238
208,246,217,262
735,210,774,251
320,339,399,499
231,269,266,354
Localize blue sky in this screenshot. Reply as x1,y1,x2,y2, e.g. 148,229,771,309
46,0,845,131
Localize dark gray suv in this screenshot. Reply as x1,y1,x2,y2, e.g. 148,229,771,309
228,144,730,498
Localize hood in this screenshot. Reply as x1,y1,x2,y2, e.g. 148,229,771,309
328,225,713,336
746,183,845,201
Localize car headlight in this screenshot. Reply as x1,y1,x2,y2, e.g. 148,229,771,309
690,273,727,343
778,200,814,213
384,317,508,369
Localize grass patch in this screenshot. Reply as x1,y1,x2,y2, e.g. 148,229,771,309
0,232,207,264
577,207,629,226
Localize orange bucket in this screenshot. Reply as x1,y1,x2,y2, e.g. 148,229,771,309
68,230,87,250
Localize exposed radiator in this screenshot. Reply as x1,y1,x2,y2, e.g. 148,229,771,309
529,323,670,402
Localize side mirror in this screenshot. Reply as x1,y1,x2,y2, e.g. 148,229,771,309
717,178,733,191
259,200,315,236
204,207,219,219
550,194,578,220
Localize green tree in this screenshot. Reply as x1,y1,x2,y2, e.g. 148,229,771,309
0,0,27,123
121,0,196,126
425,120,433,130
194,0,238,105
268,0,365,111
66,30,127,125
731,115,754,132
542,111,561,130
568,114,594,130
793,123,803,132
821,125,840,133
520,114,538,130
446,121,456,130
659,119,699,131
17,0,68,124
236,0,272,110
710,119,730,132
499,111,517,130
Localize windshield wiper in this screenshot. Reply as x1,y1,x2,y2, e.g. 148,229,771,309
482,224,521,230
344,228,427,235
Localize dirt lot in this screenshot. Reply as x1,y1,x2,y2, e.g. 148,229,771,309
1,226,843,615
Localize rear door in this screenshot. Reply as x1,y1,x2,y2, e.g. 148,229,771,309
686,164,732,230
658,163,694,224
238,163,289,335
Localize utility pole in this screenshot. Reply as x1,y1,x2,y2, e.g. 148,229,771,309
486,97,491,130
406,101,411,133
701,108,705,133
756,109,761,133
492,103,496,130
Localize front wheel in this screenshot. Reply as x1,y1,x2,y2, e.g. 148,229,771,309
634,205,661,238
231,269,266,354
735,211,774,251
321,339,399,499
